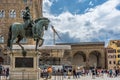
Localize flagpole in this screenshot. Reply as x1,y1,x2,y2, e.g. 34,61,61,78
53,30,55,45
51,26,55,45
51,25,62,45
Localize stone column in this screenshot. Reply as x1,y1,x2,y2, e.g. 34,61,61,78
86,50,90,69
100,50,105,68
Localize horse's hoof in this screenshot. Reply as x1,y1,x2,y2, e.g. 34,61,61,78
22,50,27,57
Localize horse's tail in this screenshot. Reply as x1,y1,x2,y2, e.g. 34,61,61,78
7,25,12,48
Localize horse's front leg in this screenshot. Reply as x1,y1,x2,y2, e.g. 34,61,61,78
16,37,24,50
35,38,44,51
17,42,24,50
9,36,16,51
35,39,39,51
16,37,27,57
39,38,44,47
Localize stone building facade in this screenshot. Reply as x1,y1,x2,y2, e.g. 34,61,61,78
107,40,120,68
56,42,106,69
106,48,116,69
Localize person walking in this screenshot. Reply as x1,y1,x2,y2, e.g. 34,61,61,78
47,66,52,79
6,68,9,80
73,68,77,79
63,68,67,78
92,68,96,79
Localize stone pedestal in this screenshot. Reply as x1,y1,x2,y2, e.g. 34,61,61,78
9,50,40,80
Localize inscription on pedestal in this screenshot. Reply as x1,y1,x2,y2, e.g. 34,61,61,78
15,57,33,68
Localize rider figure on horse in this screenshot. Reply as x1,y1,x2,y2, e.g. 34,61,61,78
23,6,37,39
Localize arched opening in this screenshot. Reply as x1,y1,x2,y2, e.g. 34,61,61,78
73,51,86,66
89,51,101,68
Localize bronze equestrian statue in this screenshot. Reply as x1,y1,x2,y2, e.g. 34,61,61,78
7,7,50,56
7,17,50,56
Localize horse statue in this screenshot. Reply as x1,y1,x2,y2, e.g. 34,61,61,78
7,17,50,56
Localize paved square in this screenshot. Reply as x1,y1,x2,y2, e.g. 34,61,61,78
40,74,120,80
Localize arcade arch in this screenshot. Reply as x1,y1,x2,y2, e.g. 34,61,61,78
89,51,101,68
73,51,86,66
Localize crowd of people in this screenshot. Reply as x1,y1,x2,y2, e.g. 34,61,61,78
41,66,53,79
0,64,9,79
0,64,120,80
40,66,120,79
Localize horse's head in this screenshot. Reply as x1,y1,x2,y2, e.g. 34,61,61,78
34,17,50,38
43,19,50,30
35,17,50,30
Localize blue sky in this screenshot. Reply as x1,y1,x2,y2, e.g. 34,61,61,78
42,0,120,46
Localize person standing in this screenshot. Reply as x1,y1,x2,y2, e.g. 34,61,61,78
92,68,96,79
0,64,2,76
6,68,9,80
47,66,52,79
63,68,67,78
73,68,77,79
0,64,3,80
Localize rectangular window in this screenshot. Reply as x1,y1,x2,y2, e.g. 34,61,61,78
108,49,116,53
0,10,5,18
113,61,116,64
109,61,111,64
9,10,16,18
118,60,120,65
117,49,120,53
118,54,120,58
117,43,120,47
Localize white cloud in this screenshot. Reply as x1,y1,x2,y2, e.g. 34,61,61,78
43,0,120,45
43,0,53,13
89,1,94,6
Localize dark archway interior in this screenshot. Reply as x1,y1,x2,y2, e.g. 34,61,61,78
73,51,86,66
89,51,101,68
